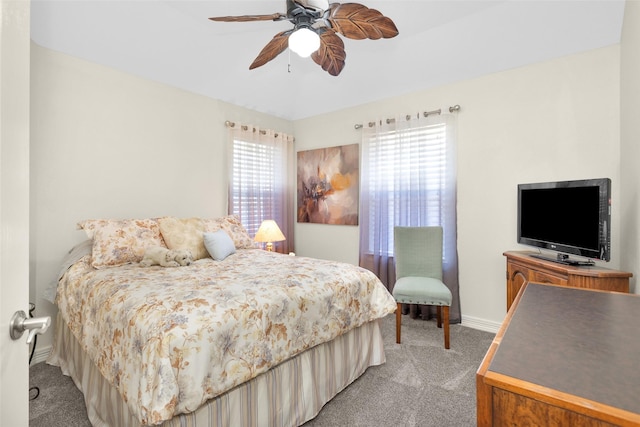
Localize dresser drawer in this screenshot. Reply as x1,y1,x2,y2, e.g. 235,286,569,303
531,270,568,287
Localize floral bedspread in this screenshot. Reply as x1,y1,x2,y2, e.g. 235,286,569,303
56,249,396,425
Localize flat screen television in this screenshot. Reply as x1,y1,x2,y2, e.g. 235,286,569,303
517,178,611,265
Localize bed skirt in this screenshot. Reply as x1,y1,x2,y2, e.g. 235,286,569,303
47,315,387,427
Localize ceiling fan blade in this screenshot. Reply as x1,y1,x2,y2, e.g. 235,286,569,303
327,3,398,40
209,13,286,23
294,0,329,12
249,31,292,70
311,30,346,76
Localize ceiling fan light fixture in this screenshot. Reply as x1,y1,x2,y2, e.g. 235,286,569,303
288,27,320,58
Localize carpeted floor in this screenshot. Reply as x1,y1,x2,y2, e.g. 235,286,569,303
29,314,494,427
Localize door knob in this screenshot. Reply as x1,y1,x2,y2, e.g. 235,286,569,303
9,310,51,345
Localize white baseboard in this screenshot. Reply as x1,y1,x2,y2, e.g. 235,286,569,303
460,315,501,334
30,344,51,366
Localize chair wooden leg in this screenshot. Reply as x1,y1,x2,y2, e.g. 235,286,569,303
396,303,402,344
436,305,442,328
443,305,450,349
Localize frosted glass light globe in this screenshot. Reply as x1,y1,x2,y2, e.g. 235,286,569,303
288,28,320,58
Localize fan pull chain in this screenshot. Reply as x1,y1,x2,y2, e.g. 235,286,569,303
288,49,292,73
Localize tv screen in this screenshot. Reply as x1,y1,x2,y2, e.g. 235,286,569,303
517,178,611,264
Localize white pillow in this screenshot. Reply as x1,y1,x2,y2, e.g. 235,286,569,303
204,230,236,261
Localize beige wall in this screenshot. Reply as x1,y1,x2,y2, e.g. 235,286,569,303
621,0,640,294
29,44,293,352
294,45,623,329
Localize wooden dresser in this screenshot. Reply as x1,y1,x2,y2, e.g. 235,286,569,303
477,282,640,426
504,251,632,310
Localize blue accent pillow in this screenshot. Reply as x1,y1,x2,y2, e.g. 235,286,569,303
204,230,236,261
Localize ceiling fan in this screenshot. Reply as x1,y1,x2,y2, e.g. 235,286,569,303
209,0,398,76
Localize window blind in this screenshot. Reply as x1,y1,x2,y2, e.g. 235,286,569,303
230,139,284,236
365,122,447,254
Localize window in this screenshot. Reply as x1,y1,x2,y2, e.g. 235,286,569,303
363,121,448,255
226,124,294,254
359,112,459,321
230,139,284,236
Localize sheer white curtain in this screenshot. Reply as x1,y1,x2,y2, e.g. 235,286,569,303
359,112,460,323
227,123,295,254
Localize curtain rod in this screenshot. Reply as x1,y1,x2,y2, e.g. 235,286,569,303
354,104,461,130
225,120,296,141
225,120,271,136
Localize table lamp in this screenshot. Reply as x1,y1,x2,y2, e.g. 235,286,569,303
254,220,286,252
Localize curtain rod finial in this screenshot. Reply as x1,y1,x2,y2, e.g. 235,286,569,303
449,105,461,113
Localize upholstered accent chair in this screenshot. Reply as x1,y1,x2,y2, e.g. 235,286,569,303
393,226,452,349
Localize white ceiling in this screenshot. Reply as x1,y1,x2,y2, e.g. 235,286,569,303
31,0,625,120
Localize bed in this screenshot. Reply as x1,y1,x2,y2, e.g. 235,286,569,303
46,216,396,426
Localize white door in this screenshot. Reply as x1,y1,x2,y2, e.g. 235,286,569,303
0,1,31,426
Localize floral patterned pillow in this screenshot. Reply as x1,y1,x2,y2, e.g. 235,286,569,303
202,215,256,249
158,217,209,260
78,218,166,269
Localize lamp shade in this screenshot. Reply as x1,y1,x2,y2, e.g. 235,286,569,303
254,220,286,251
288,27,320,58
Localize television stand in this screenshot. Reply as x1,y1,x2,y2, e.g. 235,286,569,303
530,253,595,266
504,251,632,310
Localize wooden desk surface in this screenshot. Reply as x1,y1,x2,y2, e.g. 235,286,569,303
488,283,640,415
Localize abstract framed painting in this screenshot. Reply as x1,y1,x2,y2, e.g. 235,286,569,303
297,143,359,225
